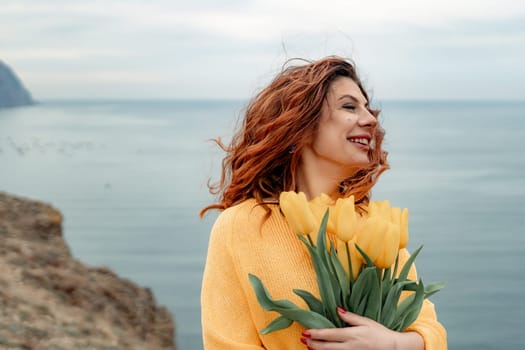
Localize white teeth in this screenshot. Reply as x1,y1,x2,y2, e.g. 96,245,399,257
348,137,369,145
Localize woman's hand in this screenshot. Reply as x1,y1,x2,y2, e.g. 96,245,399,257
300,307,424,350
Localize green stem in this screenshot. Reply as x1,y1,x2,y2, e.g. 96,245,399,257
307,234,314,246
393,254,399,279
378,267,382,322
345,242,354,286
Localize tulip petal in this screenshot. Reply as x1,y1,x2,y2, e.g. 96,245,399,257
355,217,388,265
335,196,357,242
279,191,317,236
376,223,400,269
399,208,409,249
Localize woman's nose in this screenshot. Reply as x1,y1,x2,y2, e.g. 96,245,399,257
358,108,377,128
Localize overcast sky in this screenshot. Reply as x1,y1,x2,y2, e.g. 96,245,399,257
1,0,524,100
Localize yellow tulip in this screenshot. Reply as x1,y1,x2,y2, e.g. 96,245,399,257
355,219,400,269
333,196,357,242
279,191,317,236
390,206,409,249
367,201,379,217
369,199,391,218
355,217,387,265
337,238,362,280
309,193,335,234
390,206,401,224
378,223,401,268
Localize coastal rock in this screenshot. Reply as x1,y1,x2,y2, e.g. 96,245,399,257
0,61,34,108
0,193,176,350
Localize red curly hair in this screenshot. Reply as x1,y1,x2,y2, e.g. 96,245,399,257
200,56,389,216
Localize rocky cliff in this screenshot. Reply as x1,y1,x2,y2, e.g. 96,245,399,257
0,61,34,108
0,193,176,350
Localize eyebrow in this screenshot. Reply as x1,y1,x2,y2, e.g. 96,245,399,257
338,94,369,107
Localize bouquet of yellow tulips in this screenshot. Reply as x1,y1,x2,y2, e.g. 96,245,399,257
248,192,445,334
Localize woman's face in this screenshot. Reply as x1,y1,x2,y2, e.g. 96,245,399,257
306,77,378,175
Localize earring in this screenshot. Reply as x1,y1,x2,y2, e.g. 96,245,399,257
288,145,297,154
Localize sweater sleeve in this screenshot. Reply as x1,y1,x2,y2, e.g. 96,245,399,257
398,249,448,350
201,208,265,350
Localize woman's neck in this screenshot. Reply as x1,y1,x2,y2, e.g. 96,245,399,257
296,172,335,200
296,152,356,200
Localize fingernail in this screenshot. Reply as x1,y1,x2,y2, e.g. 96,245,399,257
337,306,346,314
301,331,311,338
300,337,307,345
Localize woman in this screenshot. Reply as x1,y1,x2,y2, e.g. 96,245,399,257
200,56,447,350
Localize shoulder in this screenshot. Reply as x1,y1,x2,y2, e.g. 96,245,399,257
214,198,264,224
211,199,272,238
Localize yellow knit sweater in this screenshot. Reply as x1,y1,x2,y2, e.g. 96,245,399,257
201,199,447,350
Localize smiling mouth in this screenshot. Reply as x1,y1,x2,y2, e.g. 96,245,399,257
347,137,370,146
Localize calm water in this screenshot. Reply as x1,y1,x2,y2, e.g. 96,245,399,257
0,100,524,350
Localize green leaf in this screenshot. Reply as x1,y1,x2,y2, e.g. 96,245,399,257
248,274,297,310
298,232,340,326
345,243,356,285
356,292,369,315
395,292,416,318
399,304,423,331
326,241,344,314
393,280,425,331
297,234,313,248
382,267,392,283
310,211,344,326
424,281,446,299
329,246,350,310
381,280,416,327
248,274,336,331
277,308,336,329
401,282,420,292
316,210,331,267
293,289,325,315
392,254,399,281
363,268,381,321
349,267,375,312
381,266,394,304
398,245,423,282
354,243,375,267
261,316,293,334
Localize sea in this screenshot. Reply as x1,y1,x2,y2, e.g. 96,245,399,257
0,99,524,350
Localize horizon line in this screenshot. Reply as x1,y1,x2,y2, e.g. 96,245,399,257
33,97,525,103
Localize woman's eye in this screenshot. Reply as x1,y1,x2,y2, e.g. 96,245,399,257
343,105,356,111
368,108,379,118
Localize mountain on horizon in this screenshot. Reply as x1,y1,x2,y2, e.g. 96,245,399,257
0,61,34,108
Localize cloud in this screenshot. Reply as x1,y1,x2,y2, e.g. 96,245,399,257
4,48,130,61
1,0,524,99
